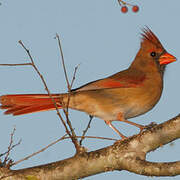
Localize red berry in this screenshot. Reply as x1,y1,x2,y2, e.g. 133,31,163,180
121,6,128,13
132,5,139,13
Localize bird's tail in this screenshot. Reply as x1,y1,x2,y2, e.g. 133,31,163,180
0,94,65,116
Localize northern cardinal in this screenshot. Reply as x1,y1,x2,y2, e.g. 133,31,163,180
0,28,176,139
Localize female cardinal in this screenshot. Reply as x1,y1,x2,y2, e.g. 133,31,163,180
0,28,176,139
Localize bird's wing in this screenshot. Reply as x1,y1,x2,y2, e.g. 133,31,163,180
73,69,146,92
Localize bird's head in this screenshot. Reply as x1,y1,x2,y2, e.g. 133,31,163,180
130,27,176,74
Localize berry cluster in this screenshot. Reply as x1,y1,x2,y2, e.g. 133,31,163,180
118,0,139,13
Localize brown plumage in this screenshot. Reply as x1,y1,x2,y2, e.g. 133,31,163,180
0,28,176,139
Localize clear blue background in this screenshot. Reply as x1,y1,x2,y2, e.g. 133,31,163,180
0,0,179,179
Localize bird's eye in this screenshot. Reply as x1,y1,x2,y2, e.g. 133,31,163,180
150,52,156,57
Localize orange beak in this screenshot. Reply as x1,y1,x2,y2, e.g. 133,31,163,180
159,52,176,65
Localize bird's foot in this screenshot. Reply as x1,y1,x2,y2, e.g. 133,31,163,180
144,122,157,130
139,122,157,133
114,136,128,144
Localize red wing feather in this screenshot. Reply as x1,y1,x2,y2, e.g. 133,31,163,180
75,72,146,91
97,79,136,88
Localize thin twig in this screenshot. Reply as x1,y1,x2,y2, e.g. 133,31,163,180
118,0,132,6
0,140,21,158
2,127,21,168
56,34,70,91
70,64,80,89
80,116,93,145
61,64,80,151
66,135,117,141
69,134,117,142
56,34,80,153
64,64,80,140
18,40,73,141
11,134,116,167
3,127,16,164
11,134,67,167
0,63,32,66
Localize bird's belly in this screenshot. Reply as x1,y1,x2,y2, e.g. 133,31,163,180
95,88,162,120
123,92,161,119
124,102,153,119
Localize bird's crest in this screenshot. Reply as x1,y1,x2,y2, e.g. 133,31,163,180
141,27,163,49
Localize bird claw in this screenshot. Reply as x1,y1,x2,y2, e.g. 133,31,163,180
114,136,128,144
140,122,157,133
145,122,157,129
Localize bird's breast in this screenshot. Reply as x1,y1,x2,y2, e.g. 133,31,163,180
124,76,163,119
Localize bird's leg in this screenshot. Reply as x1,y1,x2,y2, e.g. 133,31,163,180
117,113,146,133
105,120,127,139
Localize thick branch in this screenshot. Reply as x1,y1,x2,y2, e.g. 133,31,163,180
124,158,180,176
1,114,180,179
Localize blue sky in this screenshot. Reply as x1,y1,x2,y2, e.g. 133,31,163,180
0,0,180,179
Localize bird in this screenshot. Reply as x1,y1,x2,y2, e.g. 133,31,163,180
0,28,176,139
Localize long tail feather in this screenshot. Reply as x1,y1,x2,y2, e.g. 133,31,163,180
0,94,62,116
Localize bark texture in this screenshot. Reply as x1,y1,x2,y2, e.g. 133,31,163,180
1,114,180,180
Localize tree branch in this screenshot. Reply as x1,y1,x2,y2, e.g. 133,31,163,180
124,158,180,176
80,115,93,145
1,114,180,179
